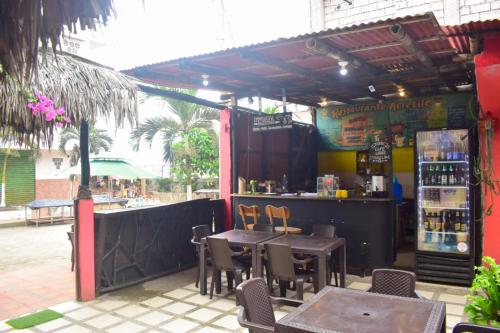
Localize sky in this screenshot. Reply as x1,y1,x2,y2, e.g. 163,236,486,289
62,0,315,174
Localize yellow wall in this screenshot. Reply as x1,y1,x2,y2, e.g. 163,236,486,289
318,147,414,174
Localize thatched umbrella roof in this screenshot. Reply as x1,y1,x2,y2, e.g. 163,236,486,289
0,0,115,83
0,51,138,145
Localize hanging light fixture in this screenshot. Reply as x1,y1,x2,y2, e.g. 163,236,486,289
319,97,328,107
338,61,348,75
202,74,209,86
398,88,406,97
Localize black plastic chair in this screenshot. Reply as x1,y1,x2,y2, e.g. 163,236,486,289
206,237,252,303
253,223,275,232
264,243,318,300
367,268,420,298
191,225,211,288
236,277,302,333
453,323,500,333
311,224,338,286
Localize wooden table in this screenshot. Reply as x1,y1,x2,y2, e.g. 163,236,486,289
258,234,346,290
276,287,446,333
199,229,280,295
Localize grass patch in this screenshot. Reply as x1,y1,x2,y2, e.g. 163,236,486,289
6,309,63,329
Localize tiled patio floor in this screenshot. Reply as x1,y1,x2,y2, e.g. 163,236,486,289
0,267,468,333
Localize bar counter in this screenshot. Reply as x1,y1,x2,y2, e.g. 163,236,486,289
232,193,396,273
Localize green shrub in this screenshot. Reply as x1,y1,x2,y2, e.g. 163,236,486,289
465,256,500,327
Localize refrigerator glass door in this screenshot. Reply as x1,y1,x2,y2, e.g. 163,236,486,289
416,129,470,255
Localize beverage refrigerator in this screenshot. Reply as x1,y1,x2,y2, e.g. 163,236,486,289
414,128,477,285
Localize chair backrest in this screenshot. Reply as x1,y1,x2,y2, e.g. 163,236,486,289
311,224,335,238
236,278,276,329
265,205,291,232
370,268,418,298
253,223,275,233
264,243,296,281
238,204,261,230
192,225,211,243
207,237,234,271
453,323,500,333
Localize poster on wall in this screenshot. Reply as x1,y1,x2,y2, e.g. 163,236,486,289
316,93,473,150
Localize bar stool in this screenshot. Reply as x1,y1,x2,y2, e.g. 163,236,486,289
265,205,302,234
238,204,261,230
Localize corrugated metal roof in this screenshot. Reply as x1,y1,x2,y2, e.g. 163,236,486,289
124,13,485,106
443,19,500,54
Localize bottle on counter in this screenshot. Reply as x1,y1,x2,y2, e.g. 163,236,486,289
282,174,288,193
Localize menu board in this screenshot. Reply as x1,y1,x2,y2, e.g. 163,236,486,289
369,141,391,163
316,93,473,150
252,112,293,132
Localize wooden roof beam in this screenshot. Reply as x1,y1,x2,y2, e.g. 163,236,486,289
241,50,386,101
305,37,419,97
389,24,457,92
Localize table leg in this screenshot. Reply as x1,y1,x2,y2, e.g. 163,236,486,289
317,253,327,291
199,240,207,295
252,245,261,277
340,242,346,288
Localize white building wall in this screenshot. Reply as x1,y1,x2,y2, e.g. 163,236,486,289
319,0,500,29
35,150,72,180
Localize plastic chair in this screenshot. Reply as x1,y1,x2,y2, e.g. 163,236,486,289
265,205,302,234
206,237,252,303
191,225,212,288
311,224,338,287
453,323,500,333
264,243,318,300
367,268,420,298
236,277,302,333
238,205,261,230
252,223,275,232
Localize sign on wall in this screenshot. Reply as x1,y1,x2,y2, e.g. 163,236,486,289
252,112,293,132
369,141,391,163
316,93,473,150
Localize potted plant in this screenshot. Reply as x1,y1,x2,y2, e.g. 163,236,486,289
465,256,500,327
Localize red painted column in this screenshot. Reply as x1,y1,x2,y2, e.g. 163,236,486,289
220,108,233,230
75,198,95,301
475,33,500,261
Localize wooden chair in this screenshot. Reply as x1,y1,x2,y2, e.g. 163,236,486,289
238,204,261,230
265,205,302,234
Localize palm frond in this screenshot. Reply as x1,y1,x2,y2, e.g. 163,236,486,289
0,51,137,146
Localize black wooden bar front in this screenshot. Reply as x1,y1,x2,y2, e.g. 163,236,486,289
94,198,224,295
232,194,396,274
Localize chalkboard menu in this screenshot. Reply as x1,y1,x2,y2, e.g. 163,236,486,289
252,112,293,132
369,141,391,163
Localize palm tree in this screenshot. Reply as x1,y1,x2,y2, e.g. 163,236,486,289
130,89,218,198
58,124,113,166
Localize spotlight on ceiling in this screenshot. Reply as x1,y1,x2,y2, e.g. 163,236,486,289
338,61,348,76
398,89,406,97
319,98,328,107
368,85,376,93
202,74,209,87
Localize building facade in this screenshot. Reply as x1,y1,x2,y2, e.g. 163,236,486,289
310,0,500,30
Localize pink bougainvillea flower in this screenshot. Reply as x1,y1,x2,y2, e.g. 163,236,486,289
56,107,65,116
27,102,35,110
64,116,71,124
56,122,63,128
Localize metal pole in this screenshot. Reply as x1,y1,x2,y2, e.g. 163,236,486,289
282,88,287,113
230,96,238,194
258,92,262,112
